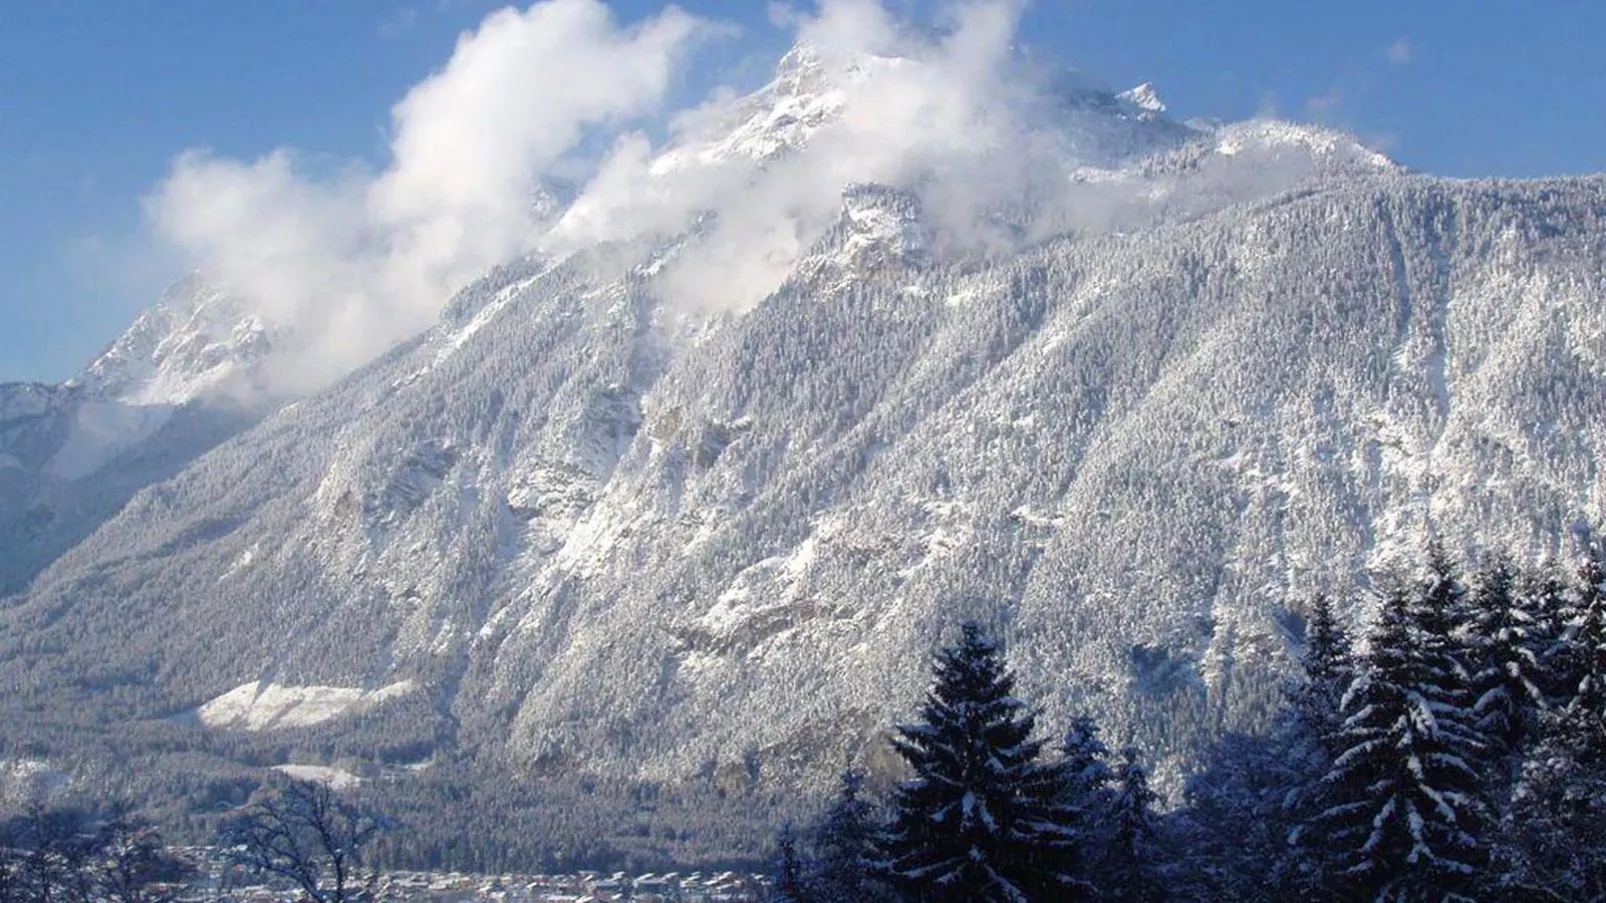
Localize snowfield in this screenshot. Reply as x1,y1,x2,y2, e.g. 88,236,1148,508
196,680,416,731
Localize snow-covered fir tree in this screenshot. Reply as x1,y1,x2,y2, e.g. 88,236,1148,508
879,621,1089,902
811,770,890,902
1465,556,1551,755
1418,542,1475,679
1499,547,1606,899
1058,716,1116,835
1103,746,1166,903
1312,584,1490,901
1052,715,1120,894
1552,545,1606,708
1297,594,1355,737
1272,594,1354,894
1569,550,1606,712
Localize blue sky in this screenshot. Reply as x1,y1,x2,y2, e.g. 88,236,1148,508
2,0,1602,384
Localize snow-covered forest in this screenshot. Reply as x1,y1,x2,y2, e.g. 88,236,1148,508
6,542,1600,902
772,544,1606,902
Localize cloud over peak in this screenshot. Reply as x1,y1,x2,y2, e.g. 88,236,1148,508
145,0,1188,398
148,0,715,396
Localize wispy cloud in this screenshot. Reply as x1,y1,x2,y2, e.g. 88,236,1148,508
378,6,421,38
1385,38,1414,66
551,0,1083,314
148,0,718,396
1304,89,1344,121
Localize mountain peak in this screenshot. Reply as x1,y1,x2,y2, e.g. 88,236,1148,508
71,274,268,406
1118,82,1167,115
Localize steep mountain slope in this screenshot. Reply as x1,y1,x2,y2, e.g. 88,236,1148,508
0,276,268,595
1,47,1603,854
7,170,1605,784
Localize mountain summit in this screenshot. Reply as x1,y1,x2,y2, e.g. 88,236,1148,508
0,275,266,595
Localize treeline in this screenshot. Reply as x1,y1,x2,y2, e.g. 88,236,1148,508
774,544,1606,902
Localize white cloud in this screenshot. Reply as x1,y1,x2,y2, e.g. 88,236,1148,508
148,0,1204,393
1386,37,1413,66
147,0,715,396
550,0,1058,313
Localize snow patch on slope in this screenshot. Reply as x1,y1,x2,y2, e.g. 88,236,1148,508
273,764,364,789
196,680,415,731
0,759,71,806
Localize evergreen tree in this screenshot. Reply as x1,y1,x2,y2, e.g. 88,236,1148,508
1058,716,1116,834
1519,565,1571,698
1313,586,1490,901
811,770,889,902
1290,593,1355,787
1465,556,1548,754
1553,544,1606,705
879,621,1088,902
1278,594,1355,896
1104,747,1166,903
1055,715,1119,894
1418,541,1474,679
772,824,813,903
1299,593,1355,724
1501,547,1606,898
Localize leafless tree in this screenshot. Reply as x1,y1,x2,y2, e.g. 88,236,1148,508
7,805,98,903
93,803,191,903
0,802,189,903
219,779,383,902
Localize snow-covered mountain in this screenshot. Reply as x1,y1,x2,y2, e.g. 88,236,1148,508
0,275,267,594
1,45,1603,845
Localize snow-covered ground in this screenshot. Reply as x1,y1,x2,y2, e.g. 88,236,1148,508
197,680,416,731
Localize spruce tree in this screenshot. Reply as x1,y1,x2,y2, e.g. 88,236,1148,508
773,823,813,903
1056,715,1117,893
1059,716,1116,832
1520,565,1571,697
1280,594,1354,895
1104,746,1166,903
1465,556,1548,753
1418,541,1474,679
1502,547,1606,898
1313,586,1490,900
1301,594,1354,711
1291,593,1354,767
879,621,1086,902
812,770,888,902
1553,544,1606,706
